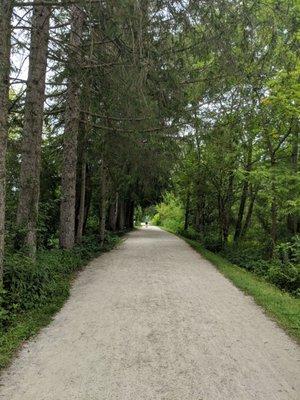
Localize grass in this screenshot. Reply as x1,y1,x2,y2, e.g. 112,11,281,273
183,236,300,342
0,233,122,370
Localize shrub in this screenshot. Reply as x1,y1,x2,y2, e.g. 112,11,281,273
151,213,161,226
152,192,184,233
222,241,264,269
203,232,223,252
267,262,300,294
275,236,300,264
223,244,300,296
178,226,201,241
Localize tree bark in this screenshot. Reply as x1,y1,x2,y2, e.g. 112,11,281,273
125,200,134,229
76,157,86,244
234,179,249,242
59,5,84,249
241,184,257,238
83,164,92,234
0,0,13,283
108,192,119,232
16,3,51,257
218,172,234,247
270,155,277,257
75,113,88,244
99,159,107,246
117,201,125,231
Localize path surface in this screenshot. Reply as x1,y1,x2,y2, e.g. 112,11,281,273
0,227,299,400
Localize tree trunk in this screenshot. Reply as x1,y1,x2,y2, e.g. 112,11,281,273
99,160,107,246
76,159,86,244
218,173,234,247
0,0,13,283
234,145,252,243
129,201,135,229
60,5,85,249
83,164,92,235
108,192,119,232
234,179,249,242
117,201,125,231
16,3,51,257
270,155,277,257
125,200,134,229
241,184,257,238
75,113,88,244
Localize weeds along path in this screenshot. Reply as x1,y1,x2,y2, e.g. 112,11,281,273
0,227,299,400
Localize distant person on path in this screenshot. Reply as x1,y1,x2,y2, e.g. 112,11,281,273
145,216,149,228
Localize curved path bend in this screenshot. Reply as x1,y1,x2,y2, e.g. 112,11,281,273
0,227,299,400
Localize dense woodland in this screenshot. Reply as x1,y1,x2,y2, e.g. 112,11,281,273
0,0,299,343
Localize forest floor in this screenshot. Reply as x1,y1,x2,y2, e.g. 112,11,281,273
0,227,299,400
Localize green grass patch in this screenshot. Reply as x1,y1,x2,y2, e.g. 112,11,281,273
183,236,300,342
0,233,122,370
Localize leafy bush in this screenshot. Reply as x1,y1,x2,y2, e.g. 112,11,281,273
3,253,65,314
151,213,161,226
275,236,300,264
223,243,300,295
152,192,184,232
203,232,223,252
267,262,299,293
222,241,264,269
178,226,201,241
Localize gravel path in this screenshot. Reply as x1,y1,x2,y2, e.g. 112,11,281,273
0,227,299,400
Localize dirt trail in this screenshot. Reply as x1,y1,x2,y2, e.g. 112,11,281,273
0,227,299,400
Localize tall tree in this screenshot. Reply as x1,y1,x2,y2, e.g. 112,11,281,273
16,2,51,257
75,114,88,244
99,158,107,246
59,5,85,249
0,0,13,283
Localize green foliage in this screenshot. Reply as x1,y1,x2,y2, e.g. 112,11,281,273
202,232,223,253
221,237,300,295
178,226,201,241
134,206,143,226
152,192,184,232
223,247,300,296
